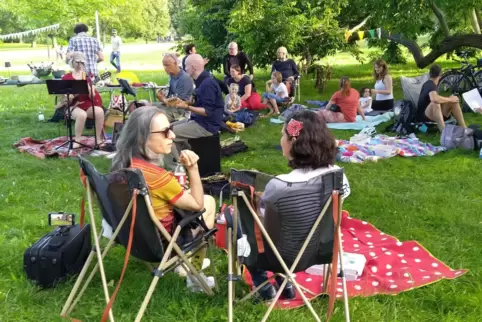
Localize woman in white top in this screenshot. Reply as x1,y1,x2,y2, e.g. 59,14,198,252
371,59,394,111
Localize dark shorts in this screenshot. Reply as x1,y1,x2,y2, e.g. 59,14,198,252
417,107,450,123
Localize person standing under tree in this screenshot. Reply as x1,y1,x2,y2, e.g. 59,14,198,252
66,23,104,78
110,29,122,73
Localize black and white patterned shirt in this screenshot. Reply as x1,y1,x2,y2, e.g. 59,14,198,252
67,32,102,77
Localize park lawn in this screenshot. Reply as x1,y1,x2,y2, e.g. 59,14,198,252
0,60,481,322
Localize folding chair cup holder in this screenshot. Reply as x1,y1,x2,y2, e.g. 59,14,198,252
60,157,217,322
225,169,350,322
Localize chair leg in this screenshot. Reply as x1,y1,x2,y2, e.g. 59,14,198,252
207,237,219,292
323,264,331,293
337,231,351,322
227,228,233,322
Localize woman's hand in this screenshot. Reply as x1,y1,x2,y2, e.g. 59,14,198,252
371,89,377,95
179,150,199,169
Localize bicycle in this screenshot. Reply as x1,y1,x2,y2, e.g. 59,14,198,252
437,51,482,111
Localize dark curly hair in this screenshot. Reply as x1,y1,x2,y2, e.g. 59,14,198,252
73,23,89,34
285,110,337,169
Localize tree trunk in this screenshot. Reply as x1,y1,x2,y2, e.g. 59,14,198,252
52,37,58,48
429,0,450,37
469,9,481,34
476,9,482,28
102,30,106,49
382,31,482,69
31,36,36,48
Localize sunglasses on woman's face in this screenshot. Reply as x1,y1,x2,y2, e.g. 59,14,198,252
151,125,173,137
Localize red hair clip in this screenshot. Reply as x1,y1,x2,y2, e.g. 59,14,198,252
287,119,303,137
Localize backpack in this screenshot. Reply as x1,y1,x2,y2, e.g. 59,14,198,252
280,104,307,119
389,100,416,134
440,124,482,150
234,109,258,126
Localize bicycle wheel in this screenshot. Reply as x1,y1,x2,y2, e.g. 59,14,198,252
437,71,473,96
475,70,482,89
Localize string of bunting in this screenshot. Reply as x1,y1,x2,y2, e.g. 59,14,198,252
344,28,385,42
0,23,60,41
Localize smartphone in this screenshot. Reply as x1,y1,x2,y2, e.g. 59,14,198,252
48,212,76,226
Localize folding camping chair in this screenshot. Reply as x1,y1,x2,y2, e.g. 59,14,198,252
60,157,217,322
225,169,350,322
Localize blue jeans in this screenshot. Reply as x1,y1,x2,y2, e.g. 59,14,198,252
262,93,285,104
110,52,121,72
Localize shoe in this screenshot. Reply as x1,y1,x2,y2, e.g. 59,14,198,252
281,282,296,300
175,258,211,277
186,273,215,293
258,284,277,301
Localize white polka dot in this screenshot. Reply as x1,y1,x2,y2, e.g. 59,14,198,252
386,272,392,276
340,233,344,236
336,294,343,298
414,258,421,263
337,288,343,292
455,271,462,275
407,280,413,284
354,244,360,248
396,242,403,246
385,251,392,255
431,263,439,268
362,221,367,225
283,301,290,305
389,285,398,289
403,273,410,277
381,238,387,241
369,245,374,249
337,282,342,286
347,217,352,219
367,242,373,245
372,281,379,286
349,227,355,231
401,259,407,264
305,278,312,282
371,266,378,273
354,285,361,290
389,279,395,283
366,234,372,238
382,247,387,251
434,272,442,276
386,264,392,269
293,274,297,278
413,246,419,251
369,252,376,257
397,254,404,257
380,233,385,236
353,237,358,241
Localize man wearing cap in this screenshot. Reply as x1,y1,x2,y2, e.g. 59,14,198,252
110,29,122,73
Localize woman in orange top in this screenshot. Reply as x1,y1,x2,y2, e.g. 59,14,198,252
318,77,366,123
61,51,105,147
111,106,216,292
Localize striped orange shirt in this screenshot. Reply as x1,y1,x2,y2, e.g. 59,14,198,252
131,158,184,230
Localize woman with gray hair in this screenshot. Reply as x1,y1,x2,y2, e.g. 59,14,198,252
111,106,216,292
271,46,299,82
61,51,105,147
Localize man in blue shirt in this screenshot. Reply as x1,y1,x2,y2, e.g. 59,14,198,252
154,52,194,122
164,54,224,170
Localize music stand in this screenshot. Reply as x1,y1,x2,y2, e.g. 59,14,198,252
118,78,137,123
46,80,97,154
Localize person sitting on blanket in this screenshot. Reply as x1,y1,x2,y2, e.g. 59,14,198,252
154,52,195,122
262,71,289,117
248,110,351,301
359,87,373,114
227,64,267,111
111,106,216,292
224,83,242,116
416,64,467,131
58,51,105,148
318,77,366,123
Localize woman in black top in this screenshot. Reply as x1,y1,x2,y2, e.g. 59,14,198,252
271,46,299,95
227,64,267,110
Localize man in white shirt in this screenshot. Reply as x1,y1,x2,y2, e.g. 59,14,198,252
110,29,122,73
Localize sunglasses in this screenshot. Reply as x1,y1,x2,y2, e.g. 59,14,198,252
151,125,173,137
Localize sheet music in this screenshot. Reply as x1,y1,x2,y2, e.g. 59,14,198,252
462,88,482,112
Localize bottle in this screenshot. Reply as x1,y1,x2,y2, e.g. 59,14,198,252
479,147,482,159
174,163,187,189
38,111,45,122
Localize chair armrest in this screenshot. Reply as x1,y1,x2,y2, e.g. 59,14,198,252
177,210,204,229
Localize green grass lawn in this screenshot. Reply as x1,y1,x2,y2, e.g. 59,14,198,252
0,57,481,322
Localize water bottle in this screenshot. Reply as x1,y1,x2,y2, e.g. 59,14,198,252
174,163,187,188
479,147,482,159
38,111,45,122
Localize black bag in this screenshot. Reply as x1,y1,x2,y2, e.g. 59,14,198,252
221,140,248,157
24,224,91,288
388,100,416,134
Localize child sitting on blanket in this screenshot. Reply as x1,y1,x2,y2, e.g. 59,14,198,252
262,71,289,116
224,83,242,115
359,87,373,113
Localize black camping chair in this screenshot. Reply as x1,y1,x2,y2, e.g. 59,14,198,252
61,157,217,322
226,169,350,322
